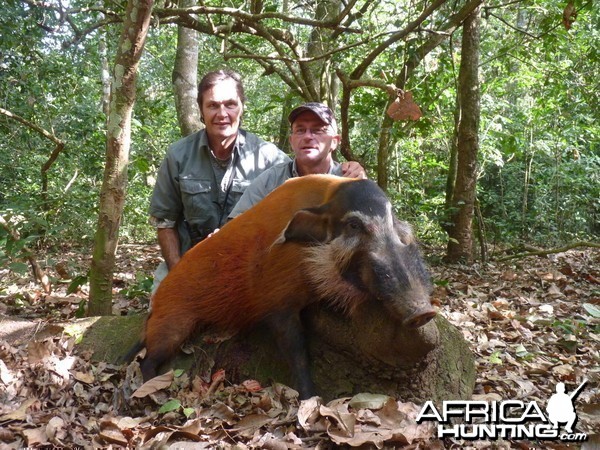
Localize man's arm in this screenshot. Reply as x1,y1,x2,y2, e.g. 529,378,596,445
228,178,273,220
228,165,285,220
157,227,181,270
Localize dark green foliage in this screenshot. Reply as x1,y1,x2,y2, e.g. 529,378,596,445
0,0,597,264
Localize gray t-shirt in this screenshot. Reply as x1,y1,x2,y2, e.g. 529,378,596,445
228,159,342,219
149,128,289,254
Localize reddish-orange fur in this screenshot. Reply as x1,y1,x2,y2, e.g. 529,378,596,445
142,175,357,364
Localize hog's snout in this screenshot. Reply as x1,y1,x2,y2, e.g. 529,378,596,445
402,307,437,328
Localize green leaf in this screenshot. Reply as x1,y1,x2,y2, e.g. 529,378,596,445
583,303,600,318
514,344,528,358
489,351,503,364
8,261,29,274
183,407,195,418
67,275,88,294
75,300,87,319
158,399,182,414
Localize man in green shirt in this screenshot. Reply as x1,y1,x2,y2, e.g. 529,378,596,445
229,102,366,219
149,70,289,289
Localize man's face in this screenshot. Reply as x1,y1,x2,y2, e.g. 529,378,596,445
201,78,244,142
289,111,340,166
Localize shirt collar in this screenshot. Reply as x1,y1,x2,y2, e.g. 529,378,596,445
291,158,338,177
199,128,245,157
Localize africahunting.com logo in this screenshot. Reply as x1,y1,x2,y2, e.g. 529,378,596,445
416,380,588,442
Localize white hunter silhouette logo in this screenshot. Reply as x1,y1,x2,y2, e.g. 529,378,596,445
417,379,589,442
546,380,587,433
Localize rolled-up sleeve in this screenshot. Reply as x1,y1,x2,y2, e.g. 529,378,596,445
149,151,183,222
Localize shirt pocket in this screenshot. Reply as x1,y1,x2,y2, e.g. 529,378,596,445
229,179,251,206
180,178,214,221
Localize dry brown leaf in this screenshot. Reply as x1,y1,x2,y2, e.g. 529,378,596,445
72,370,95,384
547,283,564,297
552,364,574,378
297,396,322,431
46,416,67,441
349,393,391,410
329,428,391,447
22,427,48,446
319,404,355,437
232,413,273,431
472,392,503,402
502,270,518,281
386,91,422,121
98,427,129,446
0,358,15,384
240,379,262,392
27,341,51,364
131,370,174,398
0,398,38,421
116,415,149,429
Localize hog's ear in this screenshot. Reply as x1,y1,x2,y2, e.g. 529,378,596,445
393,218,415,245
276,207,331,244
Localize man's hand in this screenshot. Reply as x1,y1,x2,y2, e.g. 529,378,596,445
341,161,368,179
207,228,220,238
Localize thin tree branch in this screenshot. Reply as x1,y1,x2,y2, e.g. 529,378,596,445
497,242,600,262
226,40,303,97
0,214,52,294
0,107,64,146
336,72,398,95
0,107,67,203
153,5,362,32
351,0,448,80
225,30,396,63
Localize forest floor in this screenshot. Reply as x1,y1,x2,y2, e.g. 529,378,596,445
0,244,599,449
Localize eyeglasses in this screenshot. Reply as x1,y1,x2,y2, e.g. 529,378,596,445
291,127,331,136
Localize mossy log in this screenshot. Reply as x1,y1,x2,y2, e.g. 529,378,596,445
77,302,475,403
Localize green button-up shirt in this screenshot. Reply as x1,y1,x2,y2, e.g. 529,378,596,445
228,159,342,219
149,128,289,254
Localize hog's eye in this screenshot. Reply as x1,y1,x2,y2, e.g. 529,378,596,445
345,216,365,232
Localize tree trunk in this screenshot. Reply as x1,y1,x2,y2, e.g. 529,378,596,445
305,0,339,102
172,0,202,137
377,113,393,192
88,0,154,316
100,31,111,117
276,93,294,153
445,7,481,263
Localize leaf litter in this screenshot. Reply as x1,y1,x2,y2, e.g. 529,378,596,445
0,245,598,448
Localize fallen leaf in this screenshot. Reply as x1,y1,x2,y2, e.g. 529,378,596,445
583,303,600,318
349,393,391,410
232,413,273,431
240,379,262,392
46,416,67,441
72,370,95,384
131,371,174,398
0,398,38,421
22,427,48,446
98,427,129,446
298,396,323,431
